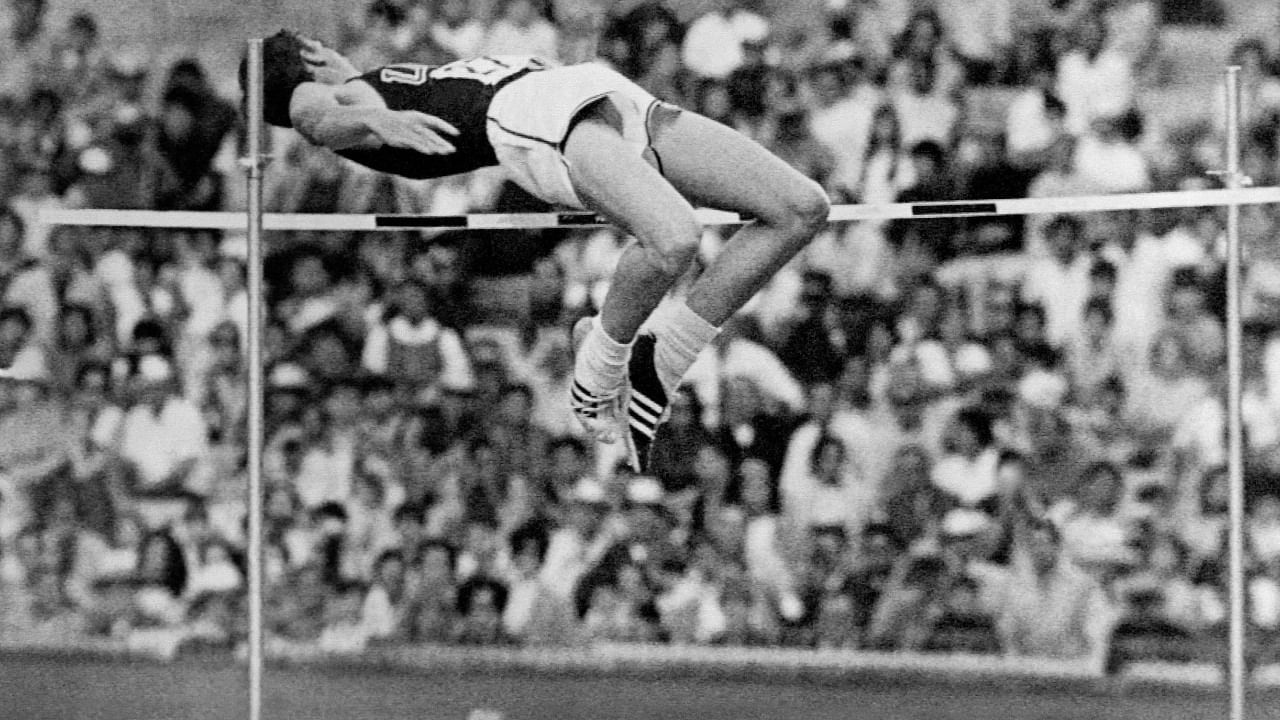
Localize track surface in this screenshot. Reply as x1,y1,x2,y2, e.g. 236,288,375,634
2,655,1279,720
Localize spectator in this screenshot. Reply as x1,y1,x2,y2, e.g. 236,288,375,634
362,279,474,398
1232,38,1280,131
1055,11,1135,136
1127,330,1211,444
988,515,1113,661
318,580,370,652
891,59,959,151
0,0,55,99
1163,267,1225,378
45,12,106,113
889,141,958,264
1074,110,1151,194
1053,461,1140,574
1065,297,1123,406
777,271,848,385
886,8,965,97
1022,215,1091,347
360,549,410,641
931,407,1001,515
1006,46,1068,170
117,354,207,498
0,306,46,378
847,103,911,206
44,303,112,393
430,0,488,60
681,0,770,81
1,204,58,345
132,528,188,627
185,538,242,597
405,538,459,643
935,0,1013,85
483,0,559,61
454,575,511,644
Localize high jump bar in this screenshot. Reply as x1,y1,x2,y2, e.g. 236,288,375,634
37,186,1280,232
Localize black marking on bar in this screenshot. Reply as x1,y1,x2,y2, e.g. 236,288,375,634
556,213,611,225
375,215,469,228
911,203,999,216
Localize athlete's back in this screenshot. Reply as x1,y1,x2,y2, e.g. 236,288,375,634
338,55,549,179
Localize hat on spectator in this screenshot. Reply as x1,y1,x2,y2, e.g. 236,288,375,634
136,353,174,383
1018,367,1068,409
108,46,150,78
219,232,249,260
626,476,664,506
0,361,48,385
941,508,993,539
569,477,606,505
268,362,311,390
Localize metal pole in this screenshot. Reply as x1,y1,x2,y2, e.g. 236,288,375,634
1225,64,1247,720
244,37,268,720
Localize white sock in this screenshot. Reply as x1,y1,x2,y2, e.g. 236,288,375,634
649,301,719,393
575,315,632,395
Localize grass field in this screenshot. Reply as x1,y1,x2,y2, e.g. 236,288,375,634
2,654,1279,720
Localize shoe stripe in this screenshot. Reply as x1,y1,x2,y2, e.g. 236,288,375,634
629,402,660,425
629,417,656,439
628,335,667,401
631,390,663,414
571,381,600,401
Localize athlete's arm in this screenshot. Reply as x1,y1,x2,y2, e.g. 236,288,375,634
290,83,460,155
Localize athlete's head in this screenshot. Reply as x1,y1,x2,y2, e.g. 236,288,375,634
239,29,313,128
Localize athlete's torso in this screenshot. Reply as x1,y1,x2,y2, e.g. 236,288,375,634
337,55,549,180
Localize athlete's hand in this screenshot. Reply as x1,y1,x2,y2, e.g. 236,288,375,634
299,37,362,85
369,109,461,155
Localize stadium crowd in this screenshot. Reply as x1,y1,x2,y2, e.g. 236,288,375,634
0,0,1276,671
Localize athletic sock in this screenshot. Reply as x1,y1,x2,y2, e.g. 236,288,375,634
575,315,633,395
649,300,720,393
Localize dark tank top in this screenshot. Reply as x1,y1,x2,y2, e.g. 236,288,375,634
338,55,548,180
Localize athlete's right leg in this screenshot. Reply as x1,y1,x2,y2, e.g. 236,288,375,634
560,99,702,451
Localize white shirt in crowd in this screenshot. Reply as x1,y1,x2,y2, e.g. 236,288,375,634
119,395,208,490
1055,48,1135,134
1021,253,1093,347
681,335,807,426
936,0,1012,63
293,434,357,510
1073,134,1150,193
483,19,559,62
680,9,769,79
1005,89,1060,158
892,90,958,150
931,447,1001,507
362,314,475,391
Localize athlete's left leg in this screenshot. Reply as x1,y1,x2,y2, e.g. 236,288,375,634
648,104,831,330
618,104,830,473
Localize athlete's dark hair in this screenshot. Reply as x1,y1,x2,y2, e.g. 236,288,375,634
239,29,313,128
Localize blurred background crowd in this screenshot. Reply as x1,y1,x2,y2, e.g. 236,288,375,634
0,0,1274,672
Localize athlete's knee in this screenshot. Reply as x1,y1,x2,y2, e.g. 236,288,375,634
783,179,831,235
644,221,700,277
752,176,830,236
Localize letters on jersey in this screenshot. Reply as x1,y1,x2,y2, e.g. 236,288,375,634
339,56,548,180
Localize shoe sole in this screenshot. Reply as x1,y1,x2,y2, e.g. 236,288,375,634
624,333,667,474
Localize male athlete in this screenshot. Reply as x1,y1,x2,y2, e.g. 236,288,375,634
247,30,829,473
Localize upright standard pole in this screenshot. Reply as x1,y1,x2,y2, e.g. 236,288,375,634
1224,63,1247,720
244,37,268,720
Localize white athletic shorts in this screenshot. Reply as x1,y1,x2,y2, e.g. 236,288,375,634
485,63,660,210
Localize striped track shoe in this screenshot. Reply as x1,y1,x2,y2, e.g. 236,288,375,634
623,333,669,474
570,316,623,444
